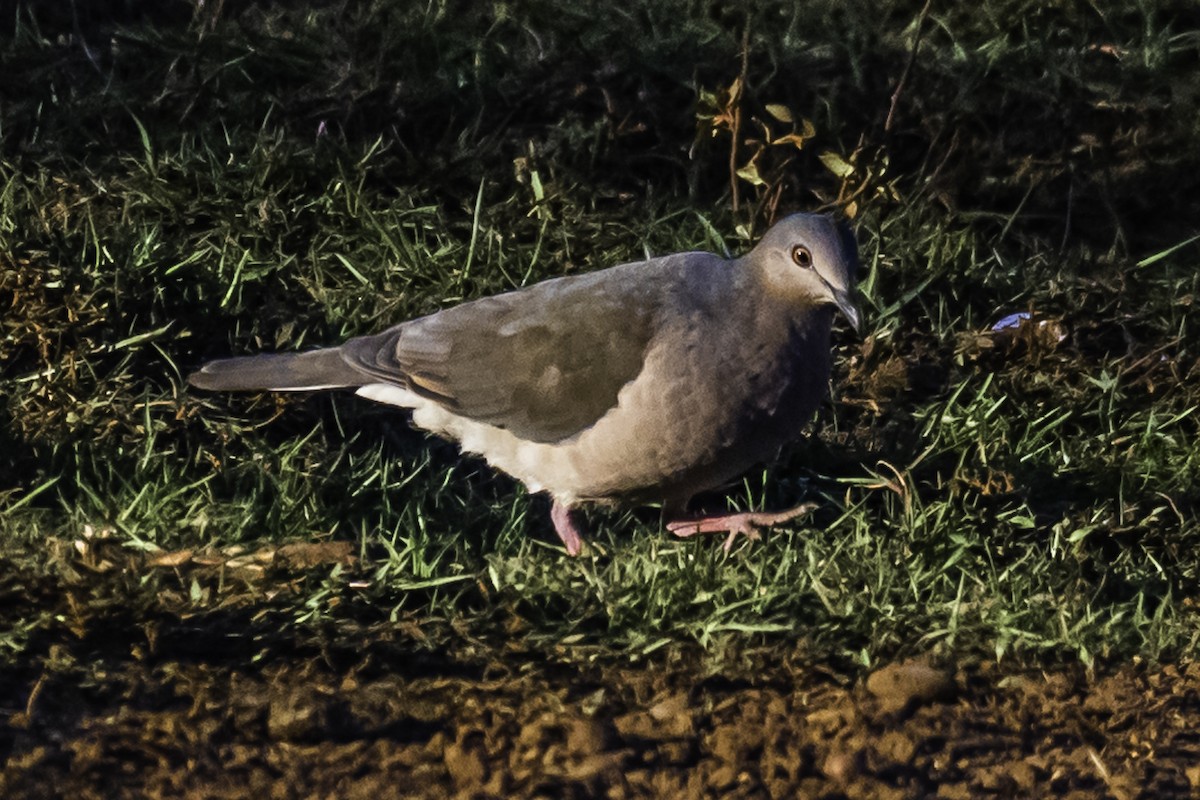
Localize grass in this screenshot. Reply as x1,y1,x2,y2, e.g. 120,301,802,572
2,0,1200,671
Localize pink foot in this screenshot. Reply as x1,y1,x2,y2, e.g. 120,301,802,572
666,503,817,553
550,500,586,556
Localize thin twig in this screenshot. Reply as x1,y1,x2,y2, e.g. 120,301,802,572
25,673,45,718
885,0,932,133
730,19,751,213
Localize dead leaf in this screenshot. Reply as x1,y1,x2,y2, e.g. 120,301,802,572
274,541,355,569
147,549,194,568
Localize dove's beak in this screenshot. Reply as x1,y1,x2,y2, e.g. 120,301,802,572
833,289,862,335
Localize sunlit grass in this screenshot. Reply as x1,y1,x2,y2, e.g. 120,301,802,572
2,0,1199,670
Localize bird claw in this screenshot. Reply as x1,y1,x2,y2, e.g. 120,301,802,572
667,503,818,552
551,500,586,556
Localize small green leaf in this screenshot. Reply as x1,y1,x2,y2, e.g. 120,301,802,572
735,161,766,186
820,150,855,178
1067,525,1097,544
765,103,793,123
530,169,545,202
726,76,743,102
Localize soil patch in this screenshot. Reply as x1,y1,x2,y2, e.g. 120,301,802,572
4,614,1199,799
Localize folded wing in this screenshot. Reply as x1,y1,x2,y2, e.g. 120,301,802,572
190,259,690,444
343,269,660,443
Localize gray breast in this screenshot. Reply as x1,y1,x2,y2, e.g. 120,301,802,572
570,305,835,506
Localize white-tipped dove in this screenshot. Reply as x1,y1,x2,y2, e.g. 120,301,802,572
189,212,860,554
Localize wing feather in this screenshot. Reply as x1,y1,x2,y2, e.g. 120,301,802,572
339,257,704,442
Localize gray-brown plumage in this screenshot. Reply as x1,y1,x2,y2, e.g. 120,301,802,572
189,213,860,554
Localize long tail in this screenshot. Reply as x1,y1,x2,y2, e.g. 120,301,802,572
187,348,367,392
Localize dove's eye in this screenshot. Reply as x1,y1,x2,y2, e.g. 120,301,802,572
791,245,813,269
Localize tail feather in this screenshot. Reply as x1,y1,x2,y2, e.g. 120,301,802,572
188,348,367,392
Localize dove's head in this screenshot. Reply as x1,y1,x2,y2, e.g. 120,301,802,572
749,213,861,333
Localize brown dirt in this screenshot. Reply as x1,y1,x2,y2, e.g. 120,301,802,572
5,636,1200,798
3,544,1200,799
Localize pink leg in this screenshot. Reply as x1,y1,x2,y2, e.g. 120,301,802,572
666,503,817,553
550,500,586,557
